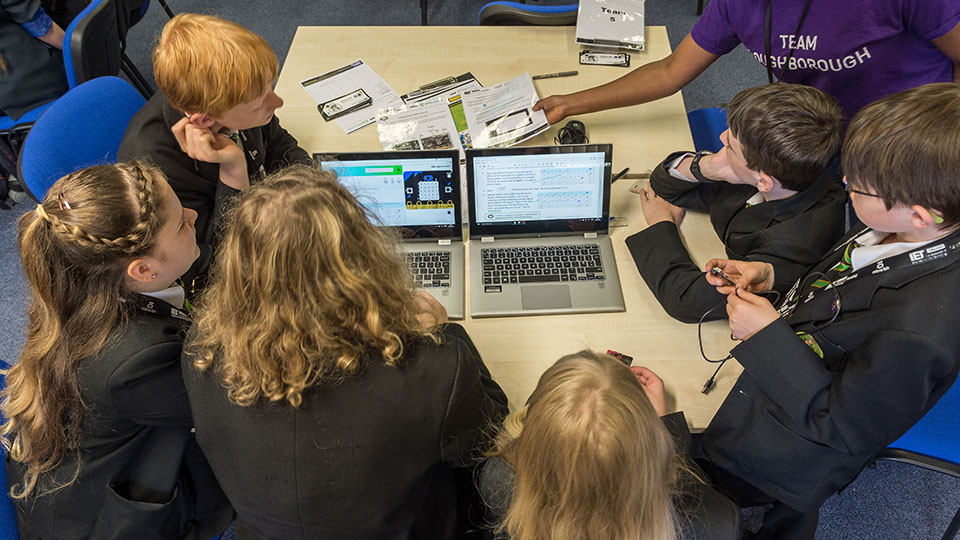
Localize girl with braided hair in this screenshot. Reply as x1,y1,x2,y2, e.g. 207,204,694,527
1,161,232,539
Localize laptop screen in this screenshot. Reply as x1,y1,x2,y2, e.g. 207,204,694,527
316,150,461,239
466,144,613,238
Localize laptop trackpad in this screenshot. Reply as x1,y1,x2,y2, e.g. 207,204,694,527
521,285,572,310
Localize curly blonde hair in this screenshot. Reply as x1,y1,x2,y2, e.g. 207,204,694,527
1,162,167,499
188,166,439,407
491,351,679,540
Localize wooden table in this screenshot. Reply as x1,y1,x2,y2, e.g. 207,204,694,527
276,25,741,429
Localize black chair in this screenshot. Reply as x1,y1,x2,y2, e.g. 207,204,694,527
63,0,154,98
478,1,579,25
117,0,175,60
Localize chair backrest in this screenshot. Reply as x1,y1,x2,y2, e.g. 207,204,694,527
116,0,150,43
687,107,728,154
882,374,960,476
64,0,121,89
0,371,19,540
478,1,579,25
17,76,146,202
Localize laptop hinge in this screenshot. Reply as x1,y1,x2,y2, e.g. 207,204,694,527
438,239,452,246
481,236,495,243
584,232,598,239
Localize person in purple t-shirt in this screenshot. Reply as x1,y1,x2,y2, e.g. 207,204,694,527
535,0,960,124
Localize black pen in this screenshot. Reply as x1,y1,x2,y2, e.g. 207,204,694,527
612,167,630,183
532,70,579,80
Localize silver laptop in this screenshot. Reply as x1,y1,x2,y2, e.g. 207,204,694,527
317,150,465,320
466,144,625,318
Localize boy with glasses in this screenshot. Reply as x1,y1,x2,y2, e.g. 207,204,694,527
701,83,960,540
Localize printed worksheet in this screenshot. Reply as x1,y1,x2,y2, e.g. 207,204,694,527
301,60,404,134
376,99,464,160
460,73,549,148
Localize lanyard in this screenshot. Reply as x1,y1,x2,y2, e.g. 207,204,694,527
764,0,814,84
130,294,191,323
779,229,960,319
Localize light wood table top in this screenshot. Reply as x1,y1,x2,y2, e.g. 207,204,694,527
276,25,741,429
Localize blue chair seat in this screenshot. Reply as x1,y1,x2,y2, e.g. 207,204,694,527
880,375,960,540
1,372,18,540
0,102,56,134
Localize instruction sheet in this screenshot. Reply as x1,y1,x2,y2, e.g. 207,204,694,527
300,60,404,134
459,73,549,148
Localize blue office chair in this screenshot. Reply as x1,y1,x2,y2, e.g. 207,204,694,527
0,371,18,540
880,377,960,540
1,102,56,178
17,76,146,202
478,2,579,25
687,107,727,153
64,0,154,98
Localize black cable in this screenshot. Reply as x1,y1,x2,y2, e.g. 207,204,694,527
698,270,841,394
698,289,781,394
555,120,588,145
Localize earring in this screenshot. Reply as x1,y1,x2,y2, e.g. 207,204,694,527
151,273,158,279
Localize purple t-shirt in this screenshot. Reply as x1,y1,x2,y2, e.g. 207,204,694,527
691,0,960,120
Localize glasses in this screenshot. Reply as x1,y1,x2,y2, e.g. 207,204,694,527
843,179,945,224
843,180,883,199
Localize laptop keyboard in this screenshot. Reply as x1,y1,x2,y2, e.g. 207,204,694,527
481,244,604,287
406,251,451,288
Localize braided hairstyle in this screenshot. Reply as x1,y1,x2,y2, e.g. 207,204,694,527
1,161,167,499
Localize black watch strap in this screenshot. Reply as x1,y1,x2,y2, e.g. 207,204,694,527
689,151,719,182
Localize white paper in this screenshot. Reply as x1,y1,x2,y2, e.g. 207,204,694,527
403,76,483,154
460,73,550,149
576,0,645,51
376,100,464,160
300,60,404,134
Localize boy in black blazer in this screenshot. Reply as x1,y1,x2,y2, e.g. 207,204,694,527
118,14,311,288
701,83,960,540
626,83,846,323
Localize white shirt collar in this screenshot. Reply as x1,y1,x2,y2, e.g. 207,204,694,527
141,285,186,309
849,230,930,271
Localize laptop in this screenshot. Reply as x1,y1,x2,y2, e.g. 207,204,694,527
317,150,465,320
466,144,625,318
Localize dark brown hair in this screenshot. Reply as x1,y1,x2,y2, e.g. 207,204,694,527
726,82,844,192
843,83,960,230
1,162,166,499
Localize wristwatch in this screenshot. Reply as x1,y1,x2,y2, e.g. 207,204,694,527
689,150,720,182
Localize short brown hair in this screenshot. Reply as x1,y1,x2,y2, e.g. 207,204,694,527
843,83,960,230
153,14,278,117
726,83,844,191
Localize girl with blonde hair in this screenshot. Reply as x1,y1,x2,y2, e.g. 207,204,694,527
183,165,508,540
1,161,232,539
481,350,741,540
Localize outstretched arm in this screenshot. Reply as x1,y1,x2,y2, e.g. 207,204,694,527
534,35,720,124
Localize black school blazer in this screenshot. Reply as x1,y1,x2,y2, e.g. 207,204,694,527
704,228,960,512
6,300,232,540
626,151,846,323
182,323,509,540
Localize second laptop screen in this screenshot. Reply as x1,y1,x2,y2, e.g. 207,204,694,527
472,151,605,225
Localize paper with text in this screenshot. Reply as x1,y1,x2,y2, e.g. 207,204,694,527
301,60,403,134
